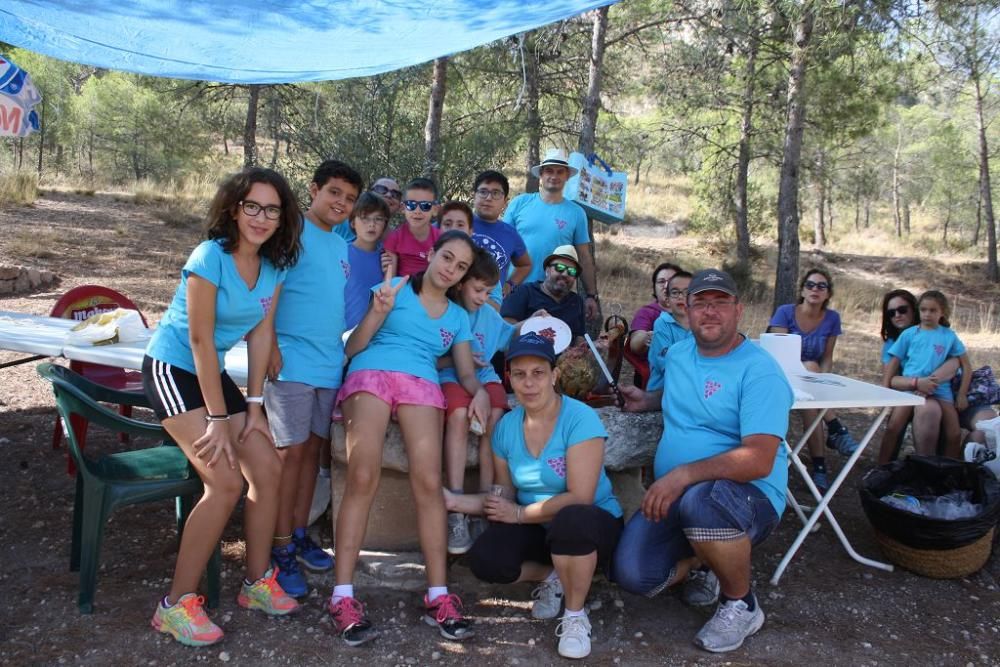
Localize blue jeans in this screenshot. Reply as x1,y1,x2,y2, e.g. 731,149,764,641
611,479,779,597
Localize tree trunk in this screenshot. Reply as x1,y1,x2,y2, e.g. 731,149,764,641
903,203,910,236
854,184,861,231
423,57,448,181
36,97,45,177
864,199,871,228
243,85,261,169
892,121,903,237
578,6,609,157
733,34,759,270
826,183,834,231
774,6,814,309
813,151,826,247
524,36,541,194
975,186,983,246
976,82,998,280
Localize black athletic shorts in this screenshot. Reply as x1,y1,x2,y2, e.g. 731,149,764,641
142,354,246,421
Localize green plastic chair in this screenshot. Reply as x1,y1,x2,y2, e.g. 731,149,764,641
37,363,220,614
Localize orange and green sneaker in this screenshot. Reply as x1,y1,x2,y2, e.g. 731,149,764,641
150,593,224,647
237,566,300,616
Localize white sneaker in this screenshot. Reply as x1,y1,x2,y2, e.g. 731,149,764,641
693,597,765,653
447,513,472,555
308,469,332,526
531,577,564,619
556,613,592,659
681,568,720,607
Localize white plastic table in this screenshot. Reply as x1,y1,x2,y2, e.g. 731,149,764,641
0,310,249,385
772,371,924,584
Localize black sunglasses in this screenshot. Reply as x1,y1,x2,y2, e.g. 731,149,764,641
886,305,910,318
403,199,435,212
803,280,829,291
371,184,402,200
549,262,579,277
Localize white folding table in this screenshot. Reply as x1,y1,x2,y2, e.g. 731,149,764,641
771,372,924,584
0,310,249,384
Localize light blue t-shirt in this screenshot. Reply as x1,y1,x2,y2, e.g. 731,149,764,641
439,305,515,385
347,279,472,383
493,396,622,518
646,312,692,391
505,193,590,283
655,336,793,516
880,338,896,365
332,218,356,243
768,304,842,363
888,325,967,401
273,217,348,389
147,239,285,374
345,244,384,330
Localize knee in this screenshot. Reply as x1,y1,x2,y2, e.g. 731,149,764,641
675,481,714,526
610,546,647,595
447,408,468,428
468,541,518,584
548,505,592,547
409,467,442,501
204,469,244,504
345,463,381,497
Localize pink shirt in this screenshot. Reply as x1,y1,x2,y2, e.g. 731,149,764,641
631,301,667,332
384,224,441,276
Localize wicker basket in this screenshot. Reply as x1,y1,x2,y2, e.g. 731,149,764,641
874,527,995,579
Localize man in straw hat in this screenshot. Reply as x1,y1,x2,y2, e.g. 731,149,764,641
505,148,599,321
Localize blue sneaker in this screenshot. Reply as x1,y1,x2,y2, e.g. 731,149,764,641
810,468,830,495
292,527,334,572
270,543,308,598
826,429,859,456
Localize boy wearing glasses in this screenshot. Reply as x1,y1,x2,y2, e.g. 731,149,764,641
501,244,586,344
333,177,402,243
265,160,362,598
345,192,392,329
383,177,441,277
469,170,532,305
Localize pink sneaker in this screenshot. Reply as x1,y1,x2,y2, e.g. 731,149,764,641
424,593,475,640
328,596,379,646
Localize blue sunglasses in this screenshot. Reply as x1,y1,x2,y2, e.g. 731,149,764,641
402,199,436,212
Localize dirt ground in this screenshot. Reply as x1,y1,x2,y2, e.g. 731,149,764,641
2,191,1000,666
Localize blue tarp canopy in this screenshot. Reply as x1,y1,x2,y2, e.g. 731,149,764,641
0,1,614,83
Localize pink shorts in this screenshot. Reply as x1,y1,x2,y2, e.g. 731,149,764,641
338,369,446,413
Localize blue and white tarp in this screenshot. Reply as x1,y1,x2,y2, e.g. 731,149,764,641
0,54,41,137
0,1,615,84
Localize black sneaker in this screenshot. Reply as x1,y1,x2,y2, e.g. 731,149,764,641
328,596,379,647
424,593,475,641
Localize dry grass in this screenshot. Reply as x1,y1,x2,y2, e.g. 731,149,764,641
624,172,693,226
5,227,61,259
0,172,39,207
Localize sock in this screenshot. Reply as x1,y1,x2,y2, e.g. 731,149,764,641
812,457,827,473
544,570,560,584
721,590,756,611
563,607,586,618
427,586,449,603
332,584,354,603
292,526,307,540
450,488,464,495
826,418,846,435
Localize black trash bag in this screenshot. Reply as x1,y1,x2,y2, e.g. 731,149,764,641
859,455,1000,550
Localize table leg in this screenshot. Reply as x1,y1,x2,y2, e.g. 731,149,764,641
772,407,894,585
0,353,46,369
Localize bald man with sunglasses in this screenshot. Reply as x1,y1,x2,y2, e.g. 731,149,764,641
501,245,586,344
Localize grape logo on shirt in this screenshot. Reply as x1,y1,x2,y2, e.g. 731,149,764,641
259,295,274,315
934,344,945,356
440,328,454,348
340,259,350,279
546,456,567,478
554,218,567,231
475,332,486,348
472,234,511,273
704,379,722,398
658,346,668,358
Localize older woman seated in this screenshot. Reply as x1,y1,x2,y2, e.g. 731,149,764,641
629,262,683,355
446,333,623,660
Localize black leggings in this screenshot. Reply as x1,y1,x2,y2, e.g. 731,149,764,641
468,504,624,584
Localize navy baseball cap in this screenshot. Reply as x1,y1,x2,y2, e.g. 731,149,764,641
506,332,556,364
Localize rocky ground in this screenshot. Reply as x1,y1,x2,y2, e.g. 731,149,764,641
1,191,1000,666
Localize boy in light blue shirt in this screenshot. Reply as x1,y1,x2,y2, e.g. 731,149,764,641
265,160,362,597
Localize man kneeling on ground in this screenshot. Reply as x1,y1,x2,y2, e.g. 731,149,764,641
612,268,793,653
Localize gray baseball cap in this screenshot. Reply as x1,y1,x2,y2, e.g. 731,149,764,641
688,268,738,297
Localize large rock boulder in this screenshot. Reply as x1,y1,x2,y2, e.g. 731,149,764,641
329,405,662,473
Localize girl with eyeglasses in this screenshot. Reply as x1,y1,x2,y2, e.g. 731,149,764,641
142,167,302,646
767,268,858,493
328,230,489,646
383,177,441,277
